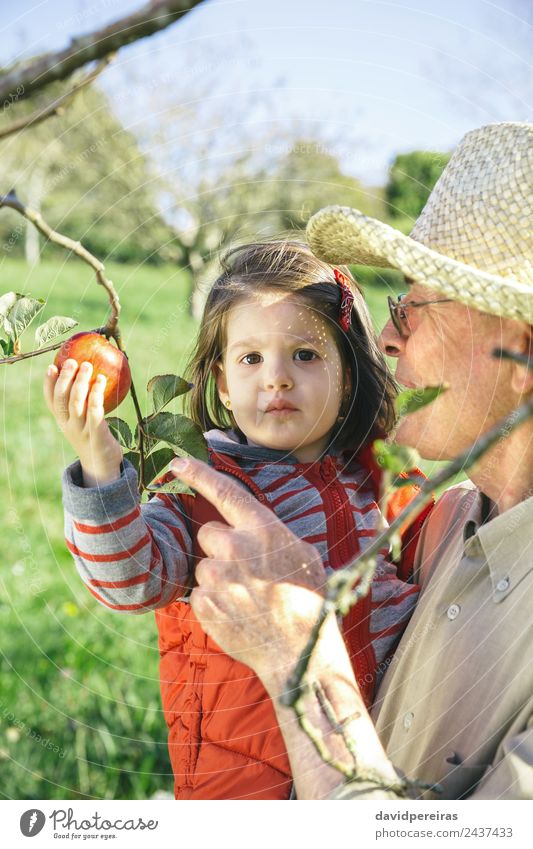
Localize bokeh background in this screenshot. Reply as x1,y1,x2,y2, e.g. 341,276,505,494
0,0,530,799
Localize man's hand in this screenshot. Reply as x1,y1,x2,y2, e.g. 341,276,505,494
170,456,326,684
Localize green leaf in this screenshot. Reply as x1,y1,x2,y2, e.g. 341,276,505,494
143,447,176,485
0,292,23,323
106,417,135,450
143,412,208,462
147,374,192,415
34,315,78,348
4,296,45,341
123,451,140,473
146,477,194,496
1,336,15,357
395,385,447,417
373,439,420,475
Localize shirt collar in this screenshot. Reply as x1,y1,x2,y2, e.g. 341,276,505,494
463,491,533,602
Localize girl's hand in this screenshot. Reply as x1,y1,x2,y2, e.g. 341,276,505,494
44,359,123,487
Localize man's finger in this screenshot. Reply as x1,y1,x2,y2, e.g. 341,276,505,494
197,521,244,561
170,458,276,530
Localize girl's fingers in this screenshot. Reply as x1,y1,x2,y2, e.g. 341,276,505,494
51,358,79,425
86,374,107,429
43,364,59,413
69,362,93,419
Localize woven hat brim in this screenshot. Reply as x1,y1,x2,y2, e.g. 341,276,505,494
307,205,533,324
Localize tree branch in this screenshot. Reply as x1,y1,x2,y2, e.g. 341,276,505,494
0,338,66,365
0,0,205,103
0,56,115,141
0,191,121,337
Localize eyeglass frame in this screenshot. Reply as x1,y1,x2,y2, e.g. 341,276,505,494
387,293,453,337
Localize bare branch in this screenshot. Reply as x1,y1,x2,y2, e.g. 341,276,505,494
0,191,120,336
0,56,114,141
0,0,205,103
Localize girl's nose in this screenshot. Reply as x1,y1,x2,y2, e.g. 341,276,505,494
379,318,405,358
264,361,293,391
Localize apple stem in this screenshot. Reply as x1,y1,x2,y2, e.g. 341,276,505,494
126,374,148,494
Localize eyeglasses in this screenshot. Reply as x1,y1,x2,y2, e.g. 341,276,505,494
387,293,453,337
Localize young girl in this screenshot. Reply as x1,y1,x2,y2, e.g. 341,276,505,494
45,240,429,800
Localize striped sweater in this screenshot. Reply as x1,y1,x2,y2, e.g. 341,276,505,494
61,430,421,798
62,430,419,652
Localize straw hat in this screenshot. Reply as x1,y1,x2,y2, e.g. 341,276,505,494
307,122,533,323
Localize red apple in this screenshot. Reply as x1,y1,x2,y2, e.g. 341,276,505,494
54,331,132,413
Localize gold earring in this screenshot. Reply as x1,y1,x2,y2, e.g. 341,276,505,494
225,399,231,409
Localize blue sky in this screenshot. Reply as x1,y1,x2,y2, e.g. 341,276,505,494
2,0,531,182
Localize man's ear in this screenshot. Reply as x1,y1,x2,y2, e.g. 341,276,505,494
509,324,533,395
213,361,229,402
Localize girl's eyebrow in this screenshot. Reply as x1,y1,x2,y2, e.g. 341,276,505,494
228,333,324,352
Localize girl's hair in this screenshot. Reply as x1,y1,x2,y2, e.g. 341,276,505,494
185,240,397,453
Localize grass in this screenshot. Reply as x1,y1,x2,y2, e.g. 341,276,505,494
0,257,457,799
0,257,195,799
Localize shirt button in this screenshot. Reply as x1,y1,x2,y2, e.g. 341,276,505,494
447,603,461,620
496,578,510,592
403,711,414,730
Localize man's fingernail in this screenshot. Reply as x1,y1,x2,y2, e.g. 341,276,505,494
172,458,189,473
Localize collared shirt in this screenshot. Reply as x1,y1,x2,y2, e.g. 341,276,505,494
335,481,533,800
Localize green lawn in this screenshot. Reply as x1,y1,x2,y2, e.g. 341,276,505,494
0,257,453,799
0,257,195,799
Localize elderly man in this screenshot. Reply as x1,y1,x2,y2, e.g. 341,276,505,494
171,122,533,800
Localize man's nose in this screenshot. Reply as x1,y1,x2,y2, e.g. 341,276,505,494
379,318,404,358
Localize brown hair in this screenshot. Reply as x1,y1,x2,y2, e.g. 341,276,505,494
185,240,397,452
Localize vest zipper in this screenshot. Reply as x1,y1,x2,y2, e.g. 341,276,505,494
313,457,376,693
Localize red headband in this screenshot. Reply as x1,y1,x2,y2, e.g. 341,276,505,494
333,267,354,332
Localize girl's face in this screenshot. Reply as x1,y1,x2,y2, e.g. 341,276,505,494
216,295,346,462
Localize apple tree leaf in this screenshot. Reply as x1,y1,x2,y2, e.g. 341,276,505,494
123,450,140,474
4,296,45,341
147,374,193,415
373,439,420,476
395,385,448,418
34,316,78,348
143,447,176,485
106,417,135,450
142,411,208,462
0,292,23,323
146,476,194,496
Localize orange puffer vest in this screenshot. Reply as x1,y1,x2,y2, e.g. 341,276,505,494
154,445,431,800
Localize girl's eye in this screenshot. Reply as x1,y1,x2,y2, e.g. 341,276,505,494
241,353,262,365
294,349,318,362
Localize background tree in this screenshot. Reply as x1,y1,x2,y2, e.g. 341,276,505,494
385,150,451,233
0,83,179,265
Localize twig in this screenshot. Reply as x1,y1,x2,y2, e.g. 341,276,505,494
0,191,151,492
0,338,65,364
0,56,114,140
0,191,120,336
0,0,205,103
